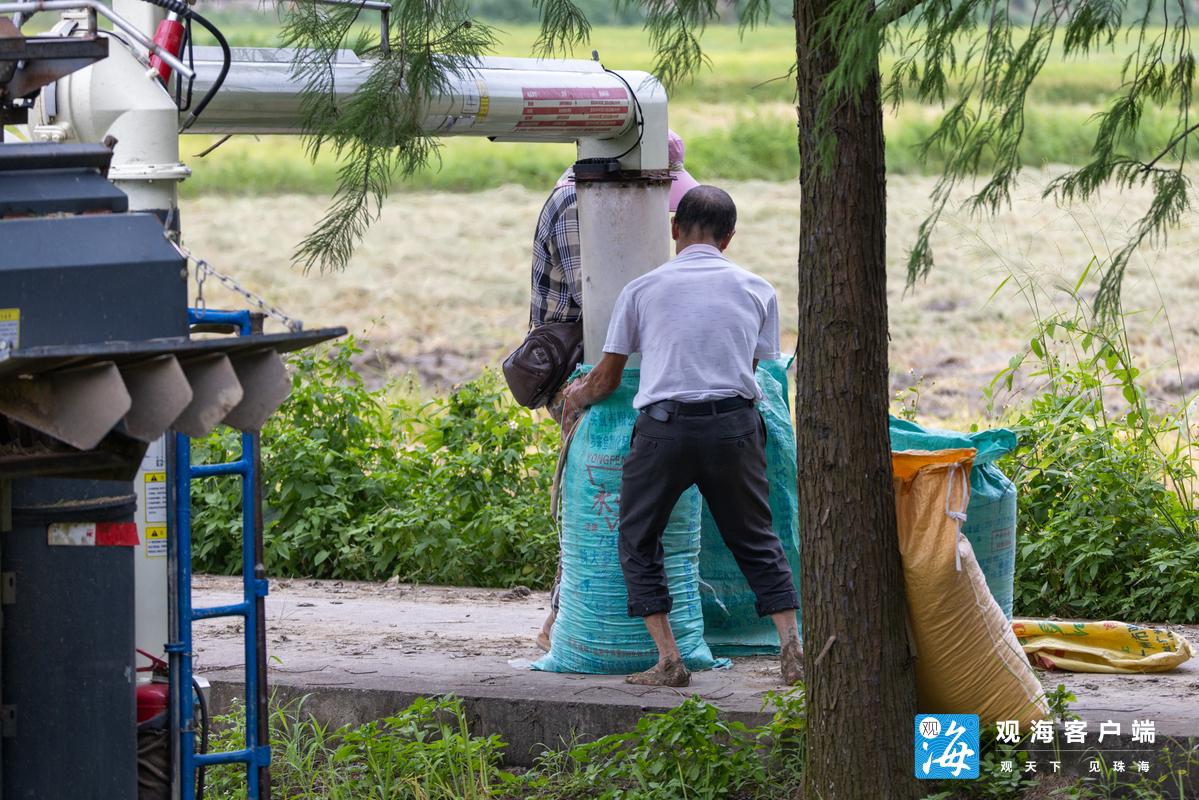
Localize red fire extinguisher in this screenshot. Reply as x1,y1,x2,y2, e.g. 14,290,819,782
148,13,186,83
136,648,170,723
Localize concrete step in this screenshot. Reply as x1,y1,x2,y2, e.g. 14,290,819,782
192,575,1199,784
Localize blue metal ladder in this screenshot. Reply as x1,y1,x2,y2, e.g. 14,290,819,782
168,308,270,800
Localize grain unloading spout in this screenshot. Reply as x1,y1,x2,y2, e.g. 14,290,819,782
183,49,668,168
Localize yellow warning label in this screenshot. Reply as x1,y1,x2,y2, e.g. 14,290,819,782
476,79,490,121
145,525,167,558
0,308,18,350
145,471,167,524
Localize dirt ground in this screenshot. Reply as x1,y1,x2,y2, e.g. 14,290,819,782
180,169,1199,424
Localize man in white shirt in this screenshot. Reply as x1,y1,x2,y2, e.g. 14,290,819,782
563,185,802,687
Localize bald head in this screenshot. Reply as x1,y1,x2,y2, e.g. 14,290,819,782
673,185,737,245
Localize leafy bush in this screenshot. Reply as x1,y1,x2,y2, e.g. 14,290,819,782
991,270,1199,622
191,339,560,588
204,695,507,800
517,691,806,800
205,692,807,800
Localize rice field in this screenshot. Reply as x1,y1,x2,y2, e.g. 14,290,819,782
179,169,1199,427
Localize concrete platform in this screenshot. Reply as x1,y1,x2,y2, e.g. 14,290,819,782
194,576,1199,768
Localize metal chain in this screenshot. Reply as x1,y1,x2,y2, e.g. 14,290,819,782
177,244,304,332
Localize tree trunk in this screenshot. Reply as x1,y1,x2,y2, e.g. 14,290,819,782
793,1,920,797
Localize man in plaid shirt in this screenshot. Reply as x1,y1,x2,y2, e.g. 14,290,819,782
529,178,582,329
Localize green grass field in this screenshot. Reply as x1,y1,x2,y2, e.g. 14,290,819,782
176,16,1183,196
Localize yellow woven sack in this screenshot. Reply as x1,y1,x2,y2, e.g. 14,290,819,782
895,449,1048,726
1013,619,1194,674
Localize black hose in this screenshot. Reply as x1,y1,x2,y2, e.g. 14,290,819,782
178,9,230,132
173,15,195,113
135,0,229,128
184,16,195,111
141,0,189,14
193,676,210,800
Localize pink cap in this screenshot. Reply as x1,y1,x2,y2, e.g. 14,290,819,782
667,129,700,212
552,129,700,210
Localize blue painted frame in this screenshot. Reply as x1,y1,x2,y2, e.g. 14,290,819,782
168,308,270,800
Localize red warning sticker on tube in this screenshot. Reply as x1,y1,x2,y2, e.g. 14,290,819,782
47,521,140,547
517,87,631,131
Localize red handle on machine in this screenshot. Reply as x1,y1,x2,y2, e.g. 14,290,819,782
149,13,185,83
136,647,169,675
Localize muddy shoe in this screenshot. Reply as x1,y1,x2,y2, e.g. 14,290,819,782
626,658,691,687
780,640,804,685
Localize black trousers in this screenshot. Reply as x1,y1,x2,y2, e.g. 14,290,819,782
618,404,800,618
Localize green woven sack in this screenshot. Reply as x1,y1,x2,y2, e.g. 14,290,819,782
889,417,1019,618
698,360,802,656
533,367,726,674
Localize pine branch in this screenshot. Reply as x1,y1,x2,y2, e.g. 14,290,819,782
1141,120,1199,171
874,0,924,27
640,0,717,89
279,0,498,273
533,0,591,58
853,0,1199,318
737,0,776,32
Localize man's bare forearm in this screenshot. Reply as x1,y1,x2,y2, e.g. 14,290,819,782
563,352,628,410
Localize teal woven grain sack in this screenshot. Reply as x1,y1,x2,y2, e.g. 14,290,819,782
532,368,726,674
698,360,802,656
888,418,1019,618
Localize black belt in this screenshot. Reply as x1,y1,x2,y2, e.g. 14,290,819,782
642,397,753,422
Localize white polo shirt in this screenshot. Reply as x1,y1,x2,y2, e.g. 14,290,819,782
603,243,782,410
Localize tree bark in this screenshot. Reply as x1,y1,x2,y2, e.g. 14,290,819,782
793,1,920,797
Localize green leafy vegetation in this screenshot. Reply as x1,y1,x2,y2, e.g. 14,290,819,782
989,267,1199,623
203,692,807,800
204,695,508,799
519,692,806,799
191,339,560,588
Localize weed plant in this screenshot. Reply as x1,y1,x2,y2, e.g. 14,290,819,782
988,266,1199,622
516,692,805,800
203,695,507,799
191,338,560,588
202,692,807,800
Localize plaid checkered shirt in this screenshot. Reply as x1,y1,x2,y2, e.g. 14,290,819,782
529,184,582,327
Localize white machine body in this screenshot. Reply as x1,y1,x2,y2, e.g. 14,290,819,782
31,23,189,212
133,436,170,669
